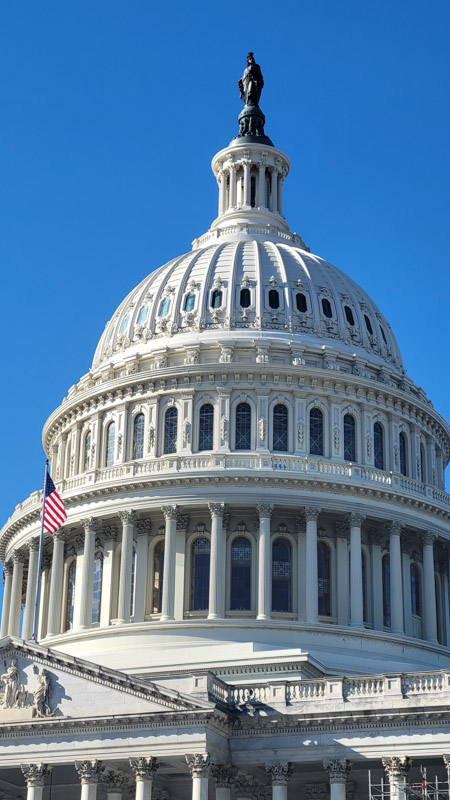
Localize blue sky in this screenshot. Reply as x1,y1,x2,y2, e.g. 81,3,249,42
0,0,449,575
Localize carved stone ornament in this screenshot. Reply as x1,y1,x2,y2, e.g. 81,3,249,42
21,764,51,788
129,757,159,780
389,521,403,536
266,762,293,786
185,754,211,778
136,519,152,536
75,760,105,784
176,514,189,531
304,784,327,800
258,416,266,441
305,506,321,522
161,505,178,520
220,415,229,445
103,770,129,792
81,516,100,533
333,425,340,451
102,525,118,541
297,418,305,446
0,661,56,718
256,503,274,519
208,503,225,518
382,756,412,782
334,520,349,538
323,759,351,784
118,509,136,524
211,764,237,788
350,512,366,527
183,418,191,446
423,530,437,547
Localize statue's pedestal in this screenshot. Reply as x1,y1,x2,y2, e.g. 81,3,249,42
232,104,274,146
0,705,36,722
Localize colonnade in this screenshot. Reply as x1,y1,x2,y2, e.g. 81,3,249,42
216,156,287,217
0,505,444,648
17,756,450,799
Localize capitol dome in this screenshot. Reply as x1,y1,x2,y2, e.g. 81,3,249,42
1,55,450,800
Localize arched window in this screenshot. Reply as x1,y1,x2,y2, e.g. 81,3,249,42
159,297,171,317
198,404,214,452
380,325,388,344
364,314,374,335
119,314,129,334
184,292,196,312
268,289,280,309
64,561,76,631
296,293,307,312
211,289,222,309
273,404,288,452
322,298,333,318
362,550,368,623
133,413,145,460
309,408,324,456
152,541,164,614
399,432,408,476
230,537,251,610
92,552,103,624
382,555,391,627
344,305,355,326
137,305,148,324
272,538,292,612
240,287,251,308
163,407,178,454
191,537,210,611
374,422,384,470
84,431,91,472
410,564,421,617
105,422,115,467
235,402,251,450
318,542,331,615
344,414,356,462
420,443,426,483
130,549,136,617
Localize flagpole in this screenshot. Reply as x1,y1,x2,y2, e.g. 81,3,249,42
31,459,49,642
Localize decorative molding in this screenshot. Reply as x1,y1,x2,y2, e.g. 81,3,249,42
136,519,152,536
211,764,237,788
103,770,129,792
349,512,365,527
256,503,274,519
266,762,293,786
118,510,136,524
208,503,225,518
305,506,321,522
382,756,412,781
129,757,159,781
323,759,351,784
161,505,178,521
75,760,104,784
423,530,437,547
21,763,51,787
80,516,100,533
185,754,211,778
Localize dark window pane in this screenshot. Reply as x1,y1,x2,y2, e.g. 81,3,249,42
184,292,195,312
272,538,291,612
399,432,407,476
420,444,426,483
374,422,384,469
250,175,256,207
240,288,251,308
191,537,210,610
344,414,356,461
164,407,178,454
65,561,76,631
383,556,391,626
273,404,288,452
364,314,374,335
268,289,280,309
296,293,307,313
230,537,251,610
199,404,214,451
106,422,115,467
309,408,324,456
344,305,355,326
318,542,331,615
92,554,103,624
322,298,332,318
380,325,387,344
410,564,421,616
159,297,171,317
235,402,251,450
152,541,164,614
130,550,136,616
84,431,91,471
133,413,145,459
211,289,222,309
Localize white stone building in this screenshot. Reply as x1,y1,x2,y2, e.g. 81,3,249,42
1,57,450,800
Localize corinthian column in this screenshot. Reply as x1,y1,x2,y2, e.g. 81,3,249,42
185,754,211,800
389,522,404,634
422,531,438,643
21,764,51,800
266,762,292,800
103,770,128,800
47,529,66,636
208,503,225,620
129,757,159,800
256,503,273,620
75,760,104,800
8,550,26,636
305,507,321,623
117,511,136,625
161,505,177,622
22,539,40,640
211,765,237,800
349,513,365,628
382,756,411,800
0,561,13,638
77,518,99,630
324,759,351,800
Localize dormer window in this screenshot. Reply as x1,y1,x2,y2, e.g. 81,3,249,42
322,298,333,318
344,305,355,326
296,293,307,312
211,289,223,309
137,306,148,325
269,289,280,309
159,297,171,317
240,287,251,308
364,314,374,335
184,292,196,312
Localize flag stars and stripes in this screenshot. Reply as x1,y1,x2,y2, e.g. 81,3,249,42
40,472,67,534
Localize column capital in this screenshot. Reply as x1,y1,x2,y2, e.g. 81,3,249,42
305,506,321,522
423,530,437,546
118,510,136,524
161,505,178,521
29,537,40,552
21,764,51,787
53,527,67,541
129,757,159,780
334,520,349,539
75,760,104,784
323,759,351,784
208,503,225,518
443,755,450,775
80,517,100,533
256,503,274,519
136,519,152,536
382,756,412,781
265,761,293,786
349,512,366,527
103,770,129,792
3,560,13,576
387,521,403,536
12,550,26,565
211,764,237,788
185,754,211,778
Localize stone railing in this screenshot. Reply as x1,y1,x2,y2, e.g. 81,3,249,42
208,670,450,709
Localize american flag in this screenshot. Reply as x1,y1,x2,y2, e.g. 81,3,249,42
40,470,67,533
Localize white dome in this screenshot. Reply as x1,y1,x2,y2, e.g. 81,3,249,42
93,239,403,376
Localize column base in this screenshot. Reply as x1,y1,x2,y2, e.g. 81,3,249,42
207,614,223,621
257,614,271,621
160,615,174,623
350,621,365,629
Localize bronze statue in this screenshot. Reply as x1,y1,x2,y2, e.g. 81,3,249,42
238,52,264,107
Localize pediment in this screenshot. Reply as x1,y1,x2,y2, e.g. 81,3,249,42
0,637,213,724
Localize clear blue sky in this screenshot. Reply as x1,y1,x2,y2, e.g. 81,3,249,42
1,0,449,558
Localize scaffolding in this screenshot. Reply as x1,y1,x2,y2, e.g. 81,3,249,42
369,770,450,799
